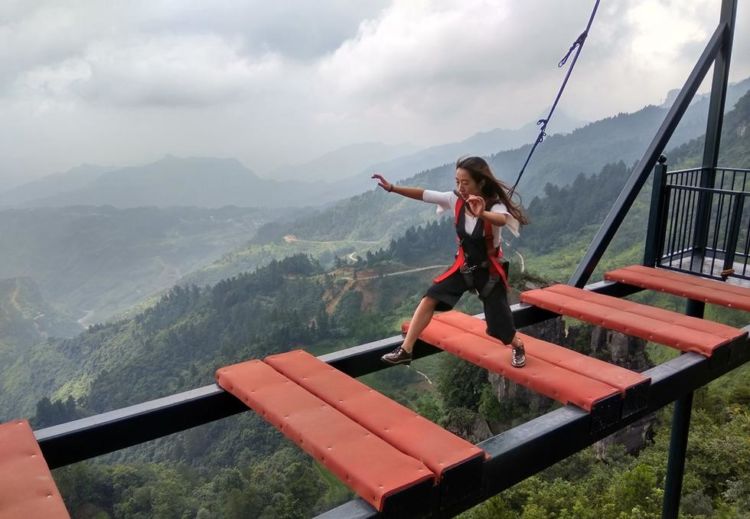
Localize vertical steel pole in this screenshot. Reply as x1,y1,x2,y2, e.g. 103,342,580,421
644,156,669,266
661,299,703,519
690,0,738,270
662,392,695,519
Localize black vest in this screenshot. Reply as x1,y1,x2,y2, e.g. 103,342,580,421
456,203,491,268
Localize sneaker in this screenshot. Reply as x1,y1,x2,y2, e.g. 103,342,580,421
511,342,526,368
382,346,412,365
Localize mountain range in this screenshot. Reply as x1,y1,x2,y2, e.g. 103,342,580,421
183,82,750,288
13,84,749,423
0,79,747,326
364,107,587,184
0,205,286,324
266,141,419,182
2,78,747,211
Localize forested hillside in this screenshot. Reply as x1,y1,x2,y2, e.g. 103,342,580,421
0,205,281,324
0,278,83,417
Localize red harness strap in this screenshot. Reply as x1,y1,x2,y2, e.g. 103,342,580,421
433,197,508,288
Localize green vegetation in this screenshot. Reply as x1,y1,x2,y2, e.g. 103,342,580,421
0,205,281,324
461,367,750,519
0,277,83,418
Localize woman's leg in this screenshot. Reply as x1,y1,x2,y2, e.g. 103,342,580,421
482,283,525,367
381,296,438,364
401,296,438,353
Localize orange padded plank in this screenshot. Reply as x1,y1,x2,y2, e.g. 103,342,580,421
0,420,70,519
605,265,750,312
429,311,648,395
405,319,621,412
265,350,485,478
215,360,433,512
521,284,746,356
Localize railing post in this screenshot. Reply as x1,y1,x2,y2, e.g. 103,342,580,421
690,167,715,272
662,299,703,519
644,156,669,266
723,194,744,276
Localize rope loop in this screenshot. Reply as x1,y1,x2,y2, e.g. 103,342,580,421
558,31,589,68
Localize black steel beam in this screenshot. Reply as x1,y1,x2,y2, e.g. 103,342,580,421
661,298,705,518
568,21,729,288
662,392,694,519
702,0,737,172
478,332,750,497
36,385,247,469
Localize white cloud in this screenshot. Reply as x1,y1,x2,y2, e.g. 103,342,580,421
0,0,747,183
15,34,284,108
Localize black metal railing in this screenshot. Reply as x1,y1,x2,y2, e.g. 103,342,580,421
653,166,750,280
667,166,750,190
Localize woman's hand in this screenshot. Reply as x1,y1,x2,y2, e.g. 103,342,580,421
371,173,393,192
466,195,485,216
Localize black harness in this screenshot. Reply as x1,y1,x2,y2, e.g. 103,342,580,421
456,202,502,300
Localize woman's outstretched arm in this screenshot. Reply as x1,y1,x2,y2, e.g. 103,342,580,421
372,173,424,201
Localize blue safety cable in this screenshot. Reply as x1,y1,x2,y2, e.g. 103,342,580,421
509,0,602,196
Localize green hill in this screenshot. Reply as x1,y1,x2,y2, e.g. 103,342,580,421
0,278,83,419
1,156,337,209
0,205,282,324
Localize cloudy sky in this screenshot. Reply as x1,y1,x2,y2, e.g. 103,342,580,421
1,0,748,186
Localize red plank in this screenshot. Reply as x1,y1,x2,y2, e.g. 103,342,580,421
264,350,485,479
405,319,621,412
0,420,70,519
605,265,750,311
521,284,746,356
428,311,648,394
215,361,433,512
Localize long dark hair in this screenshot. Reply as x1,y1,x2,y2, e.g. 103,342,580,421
456,156,529,225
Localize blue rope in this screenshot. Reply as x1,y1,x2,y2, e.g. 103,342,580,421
509,0,601,196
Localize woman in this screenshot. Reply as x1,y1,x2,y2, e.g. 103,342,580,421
372,156,528,367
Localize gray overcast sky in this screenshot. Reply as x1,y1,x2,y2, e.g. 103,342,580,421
1,0,748,185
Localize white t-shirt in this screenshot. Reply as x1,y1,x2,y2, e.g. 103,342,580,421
422,190,520,248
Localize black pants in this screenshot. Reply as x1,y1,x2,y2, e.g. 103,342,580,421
425,269,516,344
